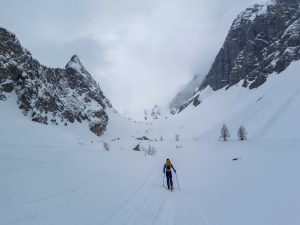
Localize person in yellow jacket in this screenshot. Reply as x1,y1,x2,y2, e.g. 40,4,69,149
163,158,176,190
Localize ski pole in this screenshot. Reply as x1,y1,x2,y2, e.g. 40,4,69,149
175,172,180,190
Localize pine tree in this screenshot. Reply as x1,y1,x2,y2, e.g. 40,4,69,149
220,124,230,141
237,125,247,141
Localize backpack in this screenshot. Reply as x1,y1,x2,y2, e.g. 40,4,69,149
166,160,172,171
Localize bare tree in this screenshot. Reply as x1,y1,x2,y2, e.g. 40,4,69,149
237,125,247,141
103,141,110,151
175,134,180,142
144,145,156,155
220,124,230,141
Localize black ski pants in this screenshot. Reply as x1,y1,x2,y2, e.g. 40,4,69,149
166,171,173,188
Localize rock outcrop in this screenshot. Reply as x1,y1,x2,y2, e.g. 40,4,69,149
171,0,300,113
0,27,112,136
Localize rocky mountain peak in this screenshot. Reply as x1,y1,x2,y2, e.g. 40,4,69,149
66,54,83,69
0,28,112,136
171,0,300,113
69,54,80,62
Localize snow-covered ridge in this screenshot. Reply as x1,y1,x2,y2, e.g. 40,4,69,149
0,27,112,136
231,0,277,30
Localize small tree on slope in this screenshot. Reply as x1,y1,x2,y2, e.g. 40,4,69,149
144,145,156,155
103,142,110,151
220,124,230,141
237,125,247,141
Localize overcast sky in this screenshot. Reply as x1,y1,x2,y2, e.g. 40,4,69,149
0,0,265,119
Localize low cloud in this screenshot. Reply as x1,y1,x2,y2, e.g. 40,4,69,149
0,0,265,119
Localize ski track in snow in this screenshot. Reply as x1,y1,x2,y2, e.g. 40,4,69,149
0,175,99,225
100,168,213,225
19,175,98,206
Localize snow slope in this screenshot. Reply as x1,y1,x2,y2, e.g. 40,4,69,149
149,60,300,140
1,62,300,224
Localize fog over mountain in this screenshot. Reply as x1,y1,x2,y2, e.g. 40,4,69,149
0,0,265,119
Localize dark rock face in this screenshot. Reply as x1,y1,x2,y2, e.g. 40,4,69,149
201,0,300,91
172,0,300,112
0,27,112,136
133,144,141,151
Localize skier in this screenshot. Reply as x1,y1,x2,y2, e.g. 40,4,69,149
163,158,176,190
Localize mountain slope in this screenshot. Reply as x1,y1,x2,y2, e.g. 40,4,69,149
150,59,300,141
171,0,300,113
0,27,112,136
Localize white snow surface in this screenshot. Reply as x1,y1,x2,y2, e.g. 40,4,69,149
1,61,300,225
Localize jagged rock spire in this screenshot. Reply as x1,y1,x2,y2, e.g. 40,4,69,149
0,28,112,136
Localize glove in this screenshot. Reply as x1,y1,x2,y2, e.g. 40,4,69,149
174,170,177,173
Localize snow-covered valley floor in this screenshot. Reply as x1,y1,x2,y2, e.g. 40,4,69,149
1,136,299,225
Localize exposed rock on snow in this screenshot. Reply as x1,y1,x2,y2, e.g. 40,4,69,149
172,0,300,113
136,136,153,141
0,27,112,136
150,105,162,120
144,105,166,120
132,144,141,151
